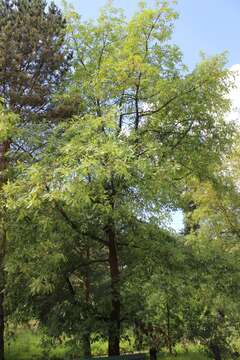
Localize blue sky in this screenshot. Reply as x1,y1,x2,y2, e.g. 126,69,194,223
55,0,239,69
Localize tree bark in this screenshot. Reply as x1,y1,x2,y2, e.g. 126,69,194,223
83,246,92,358
149,347,157,360
82,332,92,358
0,140,10,360
210,343,222,360
107,225,121,356
134,322,143,352
166,302,173,355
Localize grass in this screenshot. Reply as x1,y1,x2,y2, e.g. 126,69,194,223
162,343,209,359
163,354,207,360
5,329,68,360
5,329,210,360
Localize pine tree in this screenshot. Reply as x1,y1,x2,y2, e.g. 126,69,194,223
0,1,70,358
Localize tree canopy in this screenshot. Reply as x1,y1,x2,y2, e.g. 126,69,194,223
0,1,239,360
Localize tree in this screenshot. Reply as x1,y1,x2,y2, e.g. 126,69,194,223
183,234,240,360
5,1,235,356
123,225,190,359
0,1,70,358
177,128,240,360
0,103,19,360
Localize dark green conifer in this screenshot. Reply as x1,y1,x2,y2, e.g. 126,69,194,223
0,2,70,359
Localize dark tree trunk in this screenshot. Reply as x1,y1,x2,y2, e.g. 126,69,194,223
166,302,173,355
0,140,10,360
134,322,143,352
210,343,222,360
149,347,157,360
83,332,92,358
135,333,143,352
83,246,92,358
107,225,120,356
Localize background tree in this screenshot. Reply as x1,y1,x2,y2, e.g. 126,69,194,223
0,1,70,358
0,103,19,360
178,128,240,360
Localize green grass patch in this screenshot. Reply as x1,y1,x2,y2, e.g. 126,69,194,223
5,328,69,360
162,353,208,360
5,328,211,360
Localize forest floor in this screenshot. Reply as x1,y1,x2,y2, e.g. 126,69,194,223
5,329,210,360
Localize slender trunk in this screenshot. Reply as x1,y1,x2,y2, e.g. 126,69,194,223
210,343,222,360
107,225,120,356
82,332,91,358
0,140,10,360
83,245,92,358
134,73,141,131
149,347,157,360
134,322,143,352
166,301,172,354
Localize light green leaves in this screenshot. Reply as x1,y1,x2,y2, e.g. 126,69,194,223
0,102,19,142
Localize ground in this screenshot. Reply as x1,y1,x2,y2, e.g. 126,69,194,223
5,329,210,360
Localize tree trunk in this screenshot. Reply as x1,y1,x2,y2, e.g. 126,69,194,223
83,246,92,358
82,332,92,358
107,225,120,356
134,322,143,352
0,140,10,360
149,347,157,360
166,302,173,355
210,343,222,360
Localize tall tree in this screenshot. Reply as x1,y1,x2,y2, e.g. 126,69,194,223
0,103,18,360
0,1,70,358
177,130,240,360
5,1,235,356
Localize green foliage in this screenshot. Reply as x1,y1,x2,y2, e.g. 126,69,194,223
4,328,212,360
178,135,240,359
0,0,70,118
0,0,239,359
5,328,69,360
0,103,19,143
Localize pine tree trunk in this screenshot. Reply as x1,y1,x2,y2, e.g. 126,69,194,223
0,140,10,360
107,225,121,356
